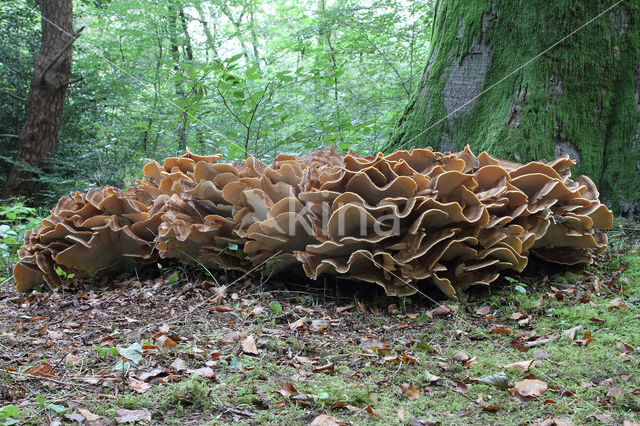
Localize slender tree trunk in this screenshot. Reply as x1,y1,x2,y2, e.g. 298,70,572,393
3,0,74,198
168,3,187,152
387,0,640,216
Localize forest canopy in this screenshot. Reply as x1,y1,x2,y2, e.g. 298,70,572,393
0,0,433,204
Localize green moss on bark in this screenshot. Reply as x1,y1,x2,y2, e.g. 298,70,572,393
388,0,640,215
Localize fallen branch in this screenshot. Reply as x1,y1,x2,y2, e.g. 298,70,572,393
0,88,25,102
40,26,85,82
0,134,19,139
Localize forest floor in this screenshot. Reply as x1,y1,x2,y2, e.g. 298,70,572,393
1,220,640,425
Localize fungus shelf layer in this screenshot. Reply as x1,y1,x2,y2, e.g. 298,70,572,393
14,146,612,299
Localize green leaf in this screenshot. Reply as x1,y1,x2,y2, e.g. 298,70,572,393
228,243,239,251
112,359,131,372
0,405,20,419
270,301,283,315
46,404,67,414
225,53,243,64
167,271,180,283
36,395,45,406
118,342,143,364
93,345,118,357
514,285,527,294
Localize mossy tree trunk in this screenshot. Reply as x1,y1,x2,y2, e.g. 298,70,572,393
387,0,640,216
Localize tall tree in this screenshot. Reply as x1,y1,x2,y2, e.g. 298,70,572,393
3,0,76,198
387,0,640,215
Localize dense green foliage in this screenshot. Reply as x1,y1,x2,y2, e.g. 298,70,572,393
1,0,433,204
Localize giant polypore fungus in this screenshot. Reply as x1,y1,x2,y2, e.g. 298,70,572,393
14,146,612,299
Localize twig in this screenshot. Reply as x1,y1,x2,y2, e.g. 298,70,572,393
2,368,93,390
57,76,84,89
40,26,85,82
0,134,19,139
0,89,25,102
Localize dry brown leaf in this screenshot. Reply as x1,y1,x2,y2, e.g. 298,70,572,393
276,380,298,397
25,362,55,378
311,319,329,333
309,414,343,426
312,363,335,375
77,409,100,421
115,408,151,424
289,317,307,330
336,305,353,313
504,360,535,373
241,335,259,355
616,341,635,354
452,351,470,363
476,306,491,316
364,406,383,418
170,358,188,371
399,383,421,400
432,305,451,317
451,381,469,394
609,298,627,310
128,378,151,394
511,379,547,399
186,367,216,380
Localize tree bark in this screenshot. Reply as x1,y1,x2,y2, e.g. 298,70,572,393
387,0,640,216
3,0,74,198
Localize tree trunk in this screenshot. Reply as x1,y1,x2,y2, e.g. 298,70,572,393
387,0,640,216
3,0,74,198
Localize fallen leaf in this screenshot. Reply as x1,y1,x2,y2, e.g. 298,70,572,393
312,363,335,375
476,371,510,389
25,363,55,378
451,381,469,394
170,358,188,371
64,413,85,423
128,378,151,394
241,335,259,355
510,379,547,400
64,353,82,365
504,360,535,373
364,406,383,418
388,304,398,314
276,380,298,397
311,319,329,333
399,383,421,400
452,351,470,363
432,305,451,317
289,317,306,330
509,312,527,320
489,325,514,335
608,297,627,310
616,341,635,355
336,305,353,313
478,405,499,413
115,408,151,424
78,409,100,421
187,367,216,380
310,414,342,426
589,317,605,323
476,306,491,316
607,385,623,398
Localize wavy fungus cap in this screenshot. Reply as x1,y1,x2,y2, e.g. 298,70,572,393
14,146,612,299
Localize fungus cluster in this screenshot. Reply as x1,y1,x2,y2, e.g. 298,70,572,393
14,146,612,299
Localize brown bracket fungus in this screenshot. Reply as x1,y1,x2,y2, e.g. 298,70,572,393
14,146,613,299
